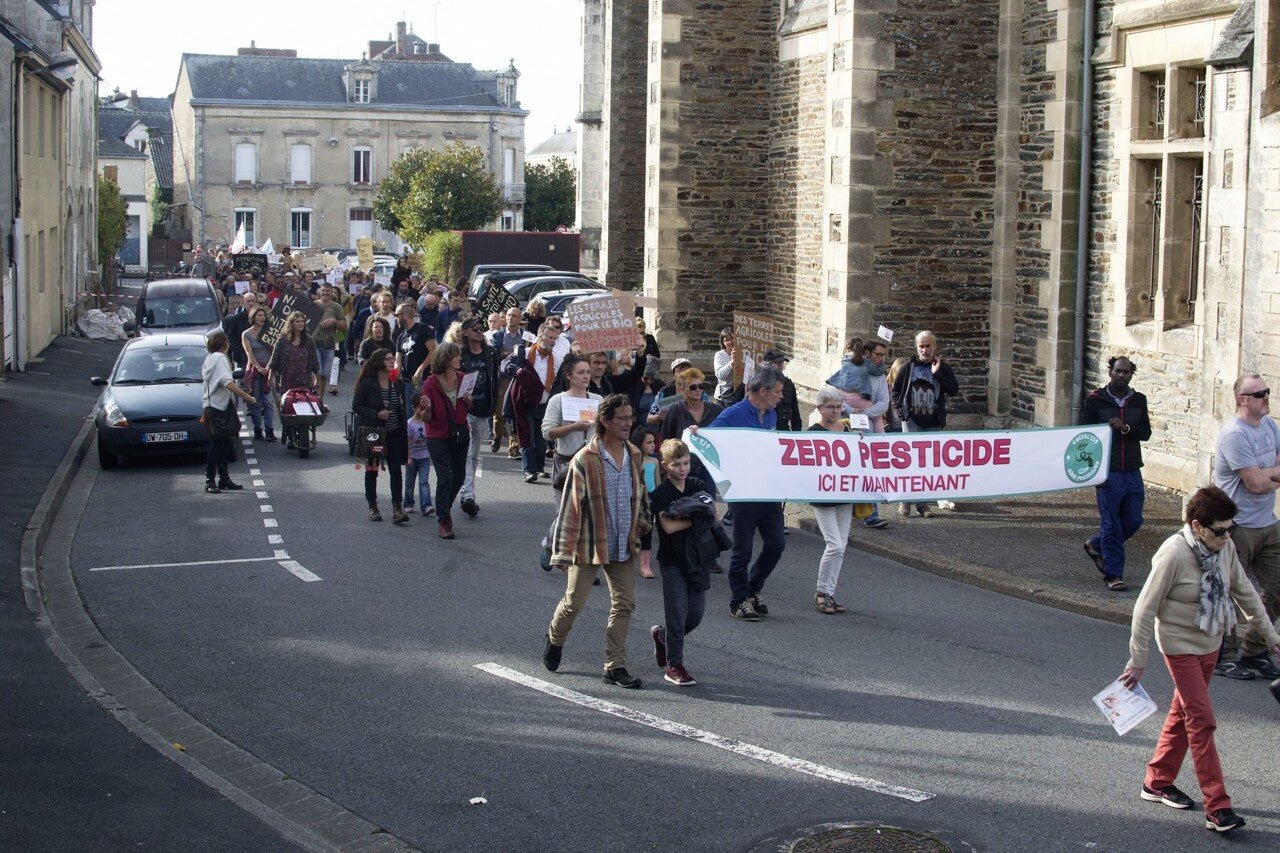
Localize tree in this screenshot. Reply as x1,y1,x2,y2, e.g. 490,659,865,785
149,189,171,236
374,142,501,247
422,231,462,282
97,176,127,270
523,157,576,232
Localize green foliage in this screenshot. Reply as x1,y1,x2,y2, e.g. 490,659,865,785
523,157,576,232
422,231,463,281
97,176,128,268
374,142,501,246
148,189,171,234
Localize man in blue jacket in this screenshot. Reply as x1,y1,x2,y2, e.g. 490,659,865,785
707,366,787,621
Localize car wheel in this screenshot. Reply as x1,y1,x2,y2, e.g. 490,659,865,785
96,436,118,469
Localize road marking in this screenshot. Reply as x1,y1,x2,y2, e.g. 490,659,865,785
250,468,261,476
253,479,265,487
279,560,322,582
474,663,934,803
89,556,282,572
256,491,270,499
268,534,284,545
263,518,278,528
260,505,273,513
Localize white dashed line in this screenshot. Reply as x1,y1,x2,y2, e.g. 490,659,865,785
263,518,278,528
268,534,284,545
278,560,321,582
89,556,281,572
474,662,934,803
256,491,270,499
260,505,273,513
253,479,265,487
250,468,261,475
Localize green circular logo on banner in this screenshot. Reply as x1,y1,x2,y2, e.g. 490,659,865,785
1064,432,1105,484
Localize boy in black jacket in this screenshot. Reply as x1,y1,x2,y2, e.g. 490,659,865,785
648,439,724,686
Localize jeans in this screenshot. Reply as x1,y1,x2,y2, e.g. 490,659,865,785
727,501,786,609
1146,651,1230,814
812,503,853,596
317,347,335,381
403,457,432,509
658,564,706,667
520,403,548,475
205,434,233,481
548,558,637,670
460,413,488,500
427,435,468,524
902,420,934,512
1089,469,1145,579
245,374,273,432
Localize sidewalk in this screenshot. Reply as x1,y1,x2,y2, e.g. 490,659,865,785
0,337,297,851
788,485,1184,624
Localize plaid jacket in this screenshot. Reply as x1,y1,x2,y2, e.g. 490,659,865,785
550,436,652,567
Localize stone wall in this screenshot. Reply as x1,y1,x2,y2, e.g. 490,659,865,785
873,0,1001,415
598,0,647,291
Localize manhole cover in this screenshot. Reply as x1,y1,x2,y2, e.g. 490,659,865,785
790,825,951,853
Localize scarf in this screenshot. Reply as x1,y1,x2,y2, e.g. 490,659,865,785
528,345,555,391
866,361,886,378
1179,524,1235,636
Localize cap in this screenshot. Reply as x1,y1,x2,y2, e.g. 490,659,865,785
670,357,692,371
762,347,790,364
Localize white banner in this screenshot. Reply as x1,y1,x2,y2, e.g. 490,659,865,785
683,425,1113,502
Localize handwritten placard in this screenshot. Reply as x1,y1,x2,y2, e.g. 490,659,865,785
565,291,641,354
356,237,375,271
560,395,598,423
733,311,775,386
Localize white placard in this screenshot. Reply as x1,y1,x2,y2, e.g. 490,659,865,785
458,371,478,398
291,401,320,417
846,414,871,432
683,424,1113,502
877,325,894,343
234,281,250,295
560,395,598,423
1092,679,1157,736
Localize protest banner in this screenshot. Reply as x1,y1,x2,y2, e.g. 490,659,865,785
732,311,774,386
356,237,375,271
476,281,519,318
260,291,326,349
565,291,641,353
296,252,328,273
232,253,268,277
683,424,1113,503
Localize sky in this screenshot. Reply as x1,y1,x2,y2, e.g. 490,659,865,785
92,0,583,146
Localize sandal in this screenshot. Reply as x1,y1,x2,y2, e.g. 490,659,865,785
829,597,847,613
1106,576,1128,592
814,593,838,615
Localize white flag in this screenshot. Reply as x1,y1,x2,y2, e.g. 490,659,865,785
260,238,275,256
230,222,246,254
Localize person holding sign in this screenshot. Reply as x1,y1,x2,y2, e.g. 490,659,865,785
267,312,321,414
540,355,603,565
419,342,473,540
1121,486,1280,834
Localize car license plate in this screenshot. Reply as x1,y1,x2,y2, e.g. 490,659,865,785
143,431,188,443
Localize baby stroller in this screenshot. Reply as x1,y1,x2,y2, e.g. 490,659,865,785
276,387,327,458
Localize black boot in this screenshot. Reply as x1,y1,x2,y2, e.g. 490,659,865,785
217,469,244,491
368,501,382,522
205,478,221,494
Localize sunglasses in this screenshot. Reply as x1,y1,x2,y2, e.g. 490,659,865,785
685,383,704,391
1241,388,1270,399
1206,523,1236,538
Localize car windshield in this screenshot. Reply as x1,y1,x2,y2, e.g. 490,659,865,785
112,345,207,384
141,296,219,328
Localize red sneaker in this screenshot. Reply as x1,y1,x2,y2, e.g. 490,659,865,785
664,664,697,686
438,521,455,540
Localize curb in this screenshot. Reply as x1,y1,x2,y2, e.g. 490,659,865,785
787,510,1131,626
22,416,418,853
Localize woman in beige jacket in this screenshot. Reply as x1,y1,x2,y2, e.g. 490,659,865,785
1121,485,1280,834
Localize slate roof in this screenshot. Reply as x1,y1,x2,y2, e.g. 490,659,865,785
181,53,516,111
149,135,173,189
527,129,577,159
99,134,145,159
1207,0,1254,67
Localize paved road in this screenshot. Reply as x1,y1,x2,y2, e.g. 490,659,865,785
68,398,1280,852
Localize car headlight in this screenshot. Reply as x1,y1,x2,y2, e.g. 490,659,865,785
101,393,129,427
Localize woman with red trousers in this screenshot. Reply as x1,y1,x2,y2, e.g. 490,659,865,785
420,341,472,539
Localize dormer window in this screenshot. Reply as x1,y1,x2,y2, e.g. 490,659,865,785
353,78,370,103
343,56,378,104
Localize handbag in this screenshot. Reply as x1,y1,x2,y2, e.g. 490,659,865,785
551,453,574,490
203,402,240,439
357,425,387,460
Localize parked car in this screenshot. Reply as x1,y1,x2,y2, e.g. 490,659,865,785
133,278,224,337
506,274,605,308
537,289,612,318
467,263,554,298
91,334,237,468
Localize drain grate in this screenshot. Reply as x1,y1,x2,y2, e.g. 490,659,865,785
790,825,951,853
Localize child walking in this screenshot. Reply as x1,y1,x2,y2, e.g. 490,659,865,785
405,394,434,516
649,439,718,686
638,430,659,579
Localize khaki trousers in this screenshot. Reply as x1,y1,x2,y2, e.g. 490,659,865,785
548,558,636,670
1222,521,1280,659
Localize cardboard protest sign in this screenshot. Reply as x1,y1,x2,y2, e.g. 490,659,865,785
476,281,519,318
296,252,328,273
732,311,774,386
356,237,375,271
259,291,326,349
232,253,268,277
565,291,642,354
322,253,341,272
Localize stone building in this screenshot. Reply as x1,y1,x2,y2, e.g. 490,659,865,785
580,0,1280,499
526,128,578,170
0,0,100,371
98,91,172,271
170,23,527,253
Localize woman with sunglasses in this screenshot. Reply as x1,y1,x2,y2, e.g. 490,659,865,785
1120,485,1280,834
659,367,723,495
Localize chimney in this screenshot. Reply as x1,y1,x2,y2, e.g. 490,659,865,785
428,43,440,54
237,43,298,58
127,89,139,110
395,20,408,55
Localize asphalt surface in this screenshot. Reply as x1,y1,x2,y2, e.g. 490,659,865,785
62,376,1280,852
0,336,298,851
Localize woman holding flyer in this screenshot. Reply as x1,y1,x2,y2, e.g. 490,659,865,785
420,342,472,540
1120,485,1280,834
539,355,602,567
